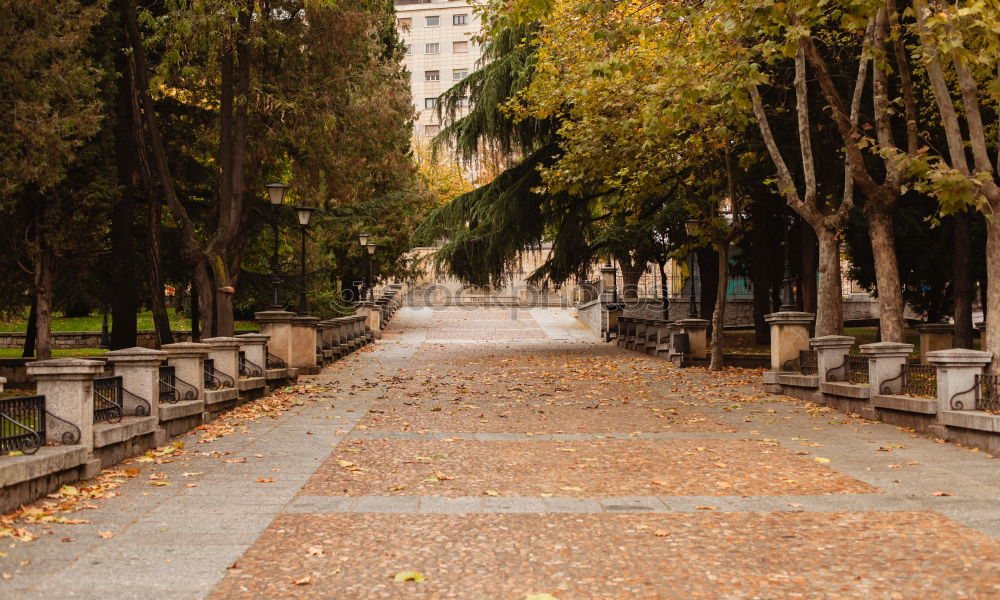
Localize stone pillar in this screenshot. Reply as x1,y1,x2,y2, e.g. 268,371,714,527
255,310,295,367
917,323,954,364
202,337,241,385
977,322,987,349
357,303,382,339
764,312,815,371
810,336,855,382
599,266,617,303
236,333,270,373
676,318,710,359
289,316,320,373
161,342,208,401
860,342,913,395
26,359,104,450
105,347,167,411
927,349,993,411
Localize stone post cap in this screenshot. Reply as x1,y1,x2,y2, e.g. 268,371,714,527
26,358,105,377
202,336,243,349
676,318,710,330
927,348,993,366
916,323,955,334
254,310,296,323
161,342,210,358
235,333,270,344
810,335,855,350
860,341,914,357
105,346,168,364
291,316,320,326
764,311,815,325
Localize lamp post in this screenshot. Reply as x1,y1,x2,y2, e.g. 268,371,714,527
266,183,289,309
358,233,369,301
685,219,699,318
99,305,110,349
780,204,797,311
367,243,377,302
294,205,315,316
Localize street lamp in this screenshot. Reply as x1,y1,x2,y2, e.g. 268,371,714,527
366,243,377,302
780,204,797,311
685,219,699,318
265,183,289,309
358,233,370,300
295,205,315,316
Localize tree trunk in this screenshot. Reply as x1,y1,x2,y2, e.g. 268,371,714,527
800,224,818,315
190,278,201,342
147,193,173,346
867,203,905,342
815,227,844,337
953,210,973,348
22,299,37,358
195,260,215,337
618,257,642,301
697,247,718,329
111,43,140,350
34,245,54,361
709,243,729,371
986,222,1000,373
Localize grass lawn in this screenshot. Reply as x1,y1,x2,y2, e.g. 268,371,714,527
0,348,108,358
0,308,254,333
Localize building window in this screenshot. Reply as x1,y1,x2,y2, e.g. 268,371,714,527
397,17,412,29
453,69,468,80
405,44,412,55
452,41,468,53
424,97,438,109
424,124,441,136
453,14,467,25
425,70,440,81
425,15,439,27
425,42,440,54
457,97,470,108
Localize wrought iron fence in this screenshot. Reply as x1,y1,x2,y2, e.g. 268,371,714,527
94,376,124,423
782,350,817,375
977,374,1000,412
159,365,177,403
238,351,263,377
1,395,45,454
881,364,937,397
845,355,870,384
204,359,234,389
266,351,285,369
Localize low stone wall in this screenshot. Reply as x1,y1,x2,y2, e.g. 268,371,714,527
0,329,259,350
618,298,754,328
575,300,604,334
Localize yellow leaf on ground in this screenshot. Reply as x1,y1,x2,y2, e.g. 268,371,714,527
484,490,499,496
813,457,831,464
695,506,717,511
98,531,114,539
291,576,311,585
526,595,559,600
392,571,426,582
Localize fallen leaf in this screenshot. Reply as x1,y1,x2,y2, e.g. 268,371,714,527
526,594,559,600
484,490,500,496
256,478,276,483
932,491,952,497
813,457,830,464
308,546,325,557
392,571,426,582
98,531,113,539
787,503,803,508
653,530,671,537
60,537,74,543
1,573,12,580
149,481,170,487
291,576,311,585
695,506,717,511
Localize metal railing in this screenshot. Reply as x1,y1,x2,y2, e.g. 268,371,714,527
881,364,937,397
827,354,869,384
782,350,817,375
1,395,45,454
238,351,263,377
204,359,234,389
978,374,1000,412
266,351,285,369
93,375,151,421
159,365,177,403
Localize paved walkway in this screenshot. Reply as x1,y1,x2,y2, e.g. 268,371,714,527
4,307,1000,598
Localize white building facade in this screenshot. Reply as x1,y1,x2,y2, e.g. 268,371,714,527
395,0,483,139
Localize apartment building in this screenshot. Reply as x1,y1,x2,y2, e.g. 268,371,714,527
396,0,483,139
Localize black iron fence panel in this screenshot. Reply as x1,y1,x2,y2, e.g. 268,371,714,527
978,374,1000,412
904,364,937,397
239,351,263,377
782,350,817,375
846,355,870,385
204,358,235,389
159,365,177,403
1,395,45,454
266,351,285,369
93,376,124,423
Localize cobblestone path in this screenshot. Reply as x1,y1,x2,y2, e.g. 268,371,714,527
5,307,1000,599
